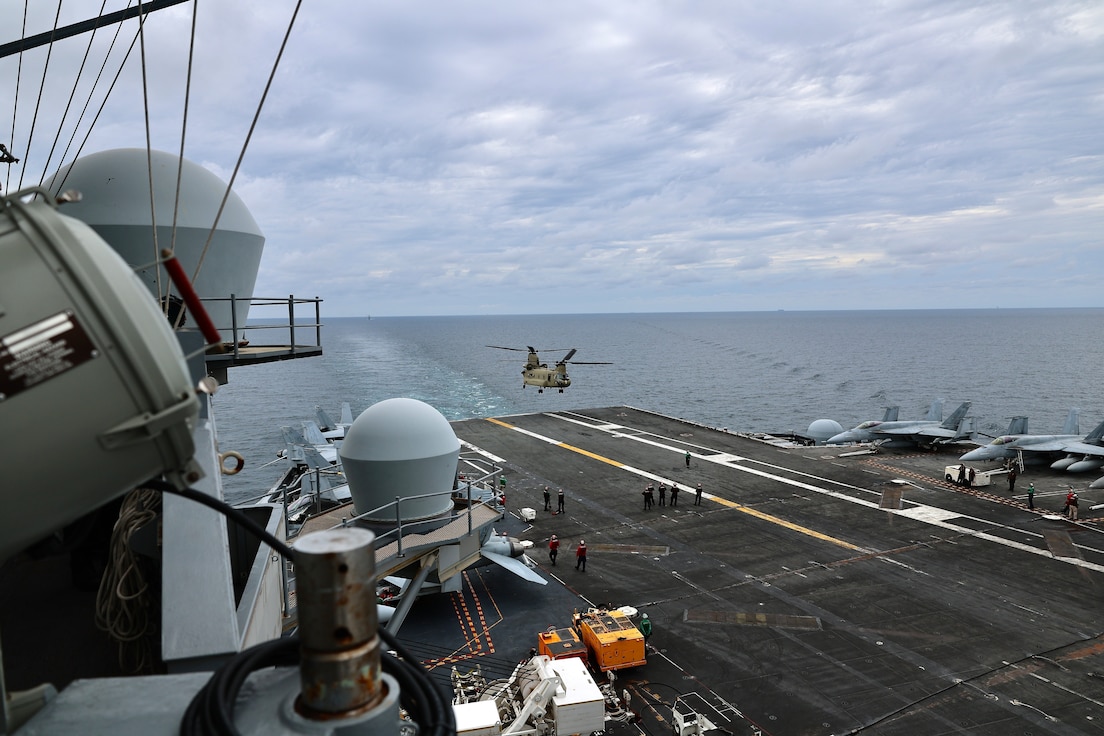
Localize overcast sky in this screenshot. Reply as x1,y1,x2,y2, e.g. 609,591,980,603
4,1,1103,316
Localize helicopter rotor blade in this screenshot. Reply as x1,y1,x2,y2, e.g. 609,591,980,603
559,348,577,363
566,361,613,365
487,345,572,353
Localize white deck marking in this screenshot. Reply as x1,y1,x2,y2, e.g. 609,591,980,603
521,412,1104,573
896,506,961,523
460,441,505,464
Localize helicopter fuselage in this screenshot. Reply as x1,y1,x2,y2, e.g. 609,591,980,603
522,365,570,393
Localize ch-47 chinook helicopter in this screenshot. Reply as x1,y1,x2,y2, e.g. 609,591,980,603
487,345,611,393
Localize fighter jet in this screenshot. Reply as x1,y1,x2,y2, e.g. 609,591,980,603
827,400,973,448
958,409,1101,468
827,400,942,445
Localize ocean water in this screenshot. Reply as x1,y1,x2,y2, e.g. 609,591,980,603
214,309,1104,503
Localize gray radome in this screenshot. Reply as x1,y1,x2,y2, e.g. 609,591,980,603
807,419,844,444
339,398,460,522
46,148,264,342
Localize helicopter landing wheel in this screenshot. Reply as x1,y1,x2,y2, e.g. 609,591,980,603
538,388,543,393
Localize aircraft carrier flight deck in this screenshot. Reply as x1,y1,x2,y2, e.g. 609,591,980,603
398,406,1104,735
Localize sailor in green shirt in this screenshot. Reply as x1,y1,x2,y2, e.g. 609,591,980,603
639,612,652,644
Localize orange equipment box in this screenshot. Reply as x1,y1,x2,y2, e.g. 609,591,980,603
571,608,646,672
537,626,589,663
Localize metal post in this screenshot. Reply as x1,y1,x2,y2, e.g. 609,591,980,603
314,297,321,348
395,497,404,557
467,481,473,534
280,484,290,616
313,468,321,517
294,528,384,717
288,295,296,354
230,293,239,359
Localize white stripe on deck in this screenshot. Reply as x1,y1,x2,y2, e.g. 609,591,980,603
490,412,1104,574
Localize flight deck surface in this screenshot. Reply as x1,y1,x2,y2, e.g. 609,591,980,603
400,406,1104,735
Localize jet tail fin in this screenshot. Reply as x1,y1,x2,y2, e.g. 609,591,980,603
882,406,899,422
1083,418,1104,444
1062,408,1080,435
301,445,332,470
316,405,337,431
283,425,309,446
302,420,329,446
340,402,354,426
925,399,945,422
940,401,971,430
1006,416,1028,436
953,416,977,441
284,444,306,464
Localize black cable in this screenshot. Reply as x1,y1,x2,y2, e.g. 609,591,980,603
180,633,455,736
180,636,297,736
380,628,456,736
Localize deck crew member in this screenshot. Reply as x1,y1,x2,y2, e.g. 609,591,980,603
695,483,703,505
575,540,587,571
543,486,551,511
685,450,691,467
548,534,559,565
658,484,666,506
670,483,679,506
557,488,565,513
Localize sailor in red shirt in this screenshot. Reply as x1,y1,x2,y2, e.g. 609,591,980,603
548,535,559,565
575,539,587,571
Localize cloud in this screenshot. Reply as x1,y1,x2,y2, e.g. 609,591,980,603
2,0,1101,315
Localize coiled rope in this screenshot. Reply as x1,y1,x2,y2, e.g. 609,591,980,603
93,486,162,673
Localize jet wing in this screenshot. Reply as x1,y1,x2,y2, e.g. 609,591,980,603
874,425,931,436
915,428,955,439
1060,442,1104,458
1014,439,1076,453
480,550,548,585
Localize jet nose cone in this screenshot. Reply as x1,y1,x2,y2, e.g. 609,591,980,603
959,448,987,461
827,431,855,445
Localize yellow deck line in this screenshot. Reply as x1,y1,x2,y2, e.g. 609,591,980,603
709,496,864,550
485,417,862,551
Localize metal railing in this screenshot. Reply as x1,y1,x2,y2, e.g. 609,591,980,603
331,465,505,558
199,294,323,359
